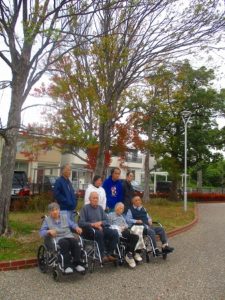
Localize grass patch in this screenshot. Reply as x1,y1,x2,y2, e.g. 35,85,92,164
145,199,195,231
0,212,43,261
0,199,195,261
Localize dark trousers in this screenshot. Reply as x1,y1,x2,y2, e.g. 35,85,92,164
58,237,81,268
82,226,119,256
144,226,167,249
121,229,139,254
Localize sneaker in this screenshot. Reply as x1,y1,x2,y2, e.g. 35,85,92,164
162,245,174,253
125,253,136,268
64,267,73,274
75,265,85,272
154,248,161,257
134,252,142,262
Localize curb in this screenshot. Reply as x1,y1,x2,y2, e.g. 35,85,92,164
167,204,199,238
0,204,199,271
0,258,37,271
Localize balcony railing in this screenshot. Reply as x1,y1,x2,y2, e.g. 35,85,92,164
125,156,142,163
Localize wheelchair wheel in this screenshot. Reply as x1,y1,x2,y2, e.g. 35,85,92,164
118,258,124,266
37,245,48,273
145,250,150,263
113,260,118,267
90,260,95,273
80,249,88,269
162,252,167,260
80,269,86,275
52,268,60,281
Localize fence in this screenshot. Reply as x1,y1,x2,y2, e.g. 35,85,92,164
30,166,93,196
187,187,225,194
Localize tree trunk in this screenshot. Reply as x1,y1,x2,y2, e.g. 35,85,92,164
143,149,150,202
0,130,18,234
0,98,21,234
95,121,111,178
169,179,179,201
0,71,25,234
143,117,153,202
95,142,106,177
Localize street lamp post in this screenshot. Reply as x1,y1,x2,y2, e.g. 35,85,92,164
181,110,192,212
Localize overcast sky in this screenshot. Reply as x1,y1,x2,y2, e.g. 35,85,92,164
0,47,225,129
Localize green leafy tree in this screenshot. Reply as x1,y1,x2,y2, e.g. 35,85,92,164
132,60,225,200
39,0,225,177
200,159,225,187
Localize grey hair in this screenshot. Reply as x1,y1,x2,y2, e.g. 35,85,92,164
48,202,60,211
114,202,124,209
60,164,70,173
89,191,99,200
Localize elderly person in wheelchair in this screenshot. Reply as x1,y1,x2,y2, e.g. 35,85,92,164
79,191,119,263
126,196,174,256
39,202,85,274
108,202,143,268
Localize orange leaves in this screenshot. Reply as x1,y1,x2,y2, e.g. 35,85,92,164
86,145,111,171
20,150,38,162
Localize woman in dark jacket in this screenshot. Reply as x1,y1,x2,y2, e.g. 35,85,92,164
122,171,135,213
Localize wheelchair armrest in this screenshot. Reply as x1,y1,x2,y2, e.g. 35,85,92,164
41,215,48,224
152,221,163,227
44,236,59,251
52,238,58,251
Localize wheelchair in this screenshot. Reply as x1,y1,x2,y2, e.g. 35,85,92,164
37,218,88,281
114,227,147,267
82,227,123,272
143,221,169,262
115,235,133,266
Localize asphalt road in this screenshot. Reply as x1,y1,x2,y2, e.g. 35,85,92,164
1,203,225,300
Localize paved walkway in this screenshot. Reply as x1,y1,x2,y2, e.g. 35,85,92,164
1,203,225,300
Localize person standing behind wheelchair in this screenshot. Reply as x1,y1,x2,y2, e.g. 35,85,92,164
126,196,174,256
102,167,123,212
122,171,135,214
53,164,77,222
84,175,107,210
39,202,85,274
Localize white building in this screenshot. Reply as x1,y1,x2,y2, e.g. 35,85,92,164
61,149,156,189
0,135,157,190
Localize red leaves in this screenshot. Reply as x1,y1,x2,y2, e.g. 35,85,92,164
20,150,38,161
86,145,111,171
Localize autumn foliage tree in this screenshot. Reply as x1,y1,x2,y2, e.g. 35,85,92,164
37,0,225,179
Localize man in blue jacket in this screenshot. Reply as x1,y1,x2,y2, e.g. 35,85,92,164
53,164,77,221
102,167,123,211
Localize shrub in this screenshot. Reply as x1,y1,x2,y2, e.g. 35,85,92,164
188,192,225,202
10,198,29,211
26,193,52,212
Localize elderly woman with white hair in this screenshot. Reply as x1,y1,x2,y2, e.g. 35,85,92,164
108,202,142,268
39,202,85,274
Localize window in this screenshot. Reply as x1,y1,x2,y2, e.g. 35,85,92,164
15,161,28,173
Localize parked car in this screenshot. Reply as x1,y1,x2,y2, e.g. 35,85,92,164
75,188,85,199
156,181,172,193
42,175,59,192
131,180,144,198
11,171,30,199
41,175,85,199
